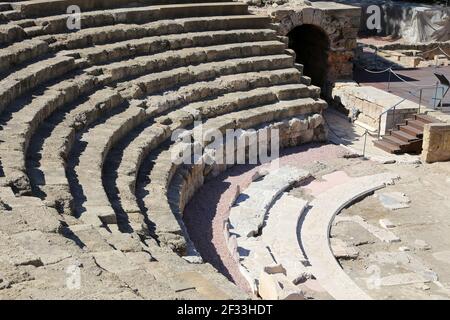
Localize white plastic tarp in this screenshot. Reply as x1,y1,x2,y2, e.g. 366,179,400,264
402,6,450,43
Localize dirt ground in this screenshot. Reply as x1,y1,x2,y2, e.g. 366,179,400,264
332,160,450,299
293,155,450,299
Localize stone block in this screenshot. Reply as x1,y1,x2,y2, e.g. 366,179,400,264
93,250,140,274
422,123,450,163
379,219,396,229
258,271,304,300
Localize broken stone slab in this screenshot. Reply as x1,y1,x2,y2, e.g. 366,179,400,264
0,231,42,267
97,227,143,252
238,238,277,284
415,283,431,291
229,166,310,238
92,250,141,274
301,172,400,300
124,251,155,267
11,230,72,265
341,215,400,243
369,251,438,282
380,272,431,287
258,271,304,300
172,271,231,300
330,238,359,260
0,205,63,234
332,217,378,246
377,192,411,210
379,218,396,229
414,239,432,251
67,224,112,252
264,264,286,275
0,261,34,290
261,193,310,282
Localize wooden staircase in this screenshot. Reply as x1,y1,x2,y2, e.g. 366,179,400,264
374,114,442,154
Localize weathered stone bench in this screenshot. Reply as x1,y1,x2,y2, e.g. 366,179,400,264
142,98,325,254
11,1,246,19
62,29,278,65
300,172,400,300
15,3,252,35
47,16,272,51
0,39,48,74
0,55,76,115
228,166,310,238
115,69,306,215
0,0,328,299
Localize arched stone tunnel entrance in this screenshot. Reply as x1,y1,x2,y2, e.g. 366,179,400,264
288,24,331,90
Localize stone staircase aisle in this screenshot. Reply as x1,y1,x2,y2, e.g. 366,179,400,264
374,114,442,154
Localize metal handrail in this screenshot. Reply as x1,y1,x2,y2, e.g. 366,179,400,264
431,85,449,109
377,97,409,139
377,84,448,139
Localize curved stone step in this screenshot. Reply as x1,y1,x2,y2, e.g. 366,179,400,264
1,50,289,198
0,73,97,195
0,55,76,115
300,172,400,300
62,29,278,65
1,27,275,73
73,103,147,226
0,24,25,45
260,194,310,283
34,88,125,213
114,69,304,215
234,192,310,294
48,16,274,51
23,3,257,35
141,97,325,253
0,39,49,74
28,51,292,207
33,39,284,188
12,1,246,19
75,82,308,227
228,166,310,238
0,35,284,188
94,42,288,86
115,53,291,100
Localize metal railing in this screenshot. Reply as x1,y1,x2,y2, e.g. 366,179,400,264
376,83,449,139
377,97,409,139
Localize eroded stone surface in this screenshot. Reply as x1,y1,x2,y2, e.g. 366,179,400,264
377,192,411,210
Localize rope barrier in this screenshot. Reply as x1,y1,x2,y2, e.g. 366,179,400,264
419,45,443,55
356,65,392,74
357,64,438,89
390,69,440,88
356,43,448,108
438,46,450,59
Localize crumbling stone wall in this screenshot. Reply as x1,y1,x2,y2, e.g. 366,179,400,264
258,1,361,89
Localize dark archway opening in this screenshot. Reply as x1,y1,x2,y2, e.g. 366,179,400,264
288,24,330,89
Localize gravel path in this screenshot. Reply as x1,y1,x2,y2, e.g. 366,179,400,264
183,143,348,293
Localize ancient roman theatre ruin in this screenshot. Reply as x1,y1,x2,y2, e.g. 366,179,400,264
1,0,450,300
